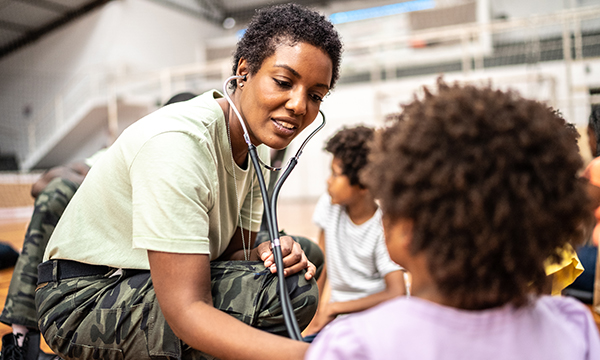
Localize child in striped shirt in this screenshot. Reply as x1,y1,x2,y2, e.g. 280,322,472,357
304,125,406,338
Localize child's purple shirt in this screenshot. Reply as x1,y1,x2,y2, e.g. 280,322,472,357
306,295,600,360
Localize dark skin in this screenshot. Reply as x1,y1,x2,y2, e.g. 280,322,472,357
586,125,600,209
382,217,448,307
148,41,333,359
585,180,600,210
31,162,90,198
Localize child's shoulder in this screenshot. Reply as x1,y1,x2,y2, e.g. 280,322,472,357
314,193,339,216
535,295,596,327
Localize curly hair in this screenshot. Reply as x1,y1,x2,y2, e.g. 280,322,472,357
325,126,374,188
362,79,590,310
231,3,342,90
552,108,580,145
588,104,600,157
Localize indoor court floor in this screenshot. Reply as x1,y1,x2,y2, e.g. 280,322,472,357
1,193,599,356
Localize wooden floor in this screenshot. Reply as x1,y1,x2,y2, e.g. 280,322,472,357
1,221,29,337
0,220,54,353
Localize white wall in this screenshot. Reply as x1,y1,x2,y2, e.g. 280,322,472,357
2,0,599,201
278,56,600,201
0,0,222,161
490,0,600,19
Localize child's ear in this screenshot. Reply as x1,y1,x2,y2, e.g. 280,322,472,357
359,186,374,197
383,216,413,266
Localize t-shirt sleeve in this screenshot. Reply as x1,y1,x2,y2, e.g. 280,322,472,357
84,148,107,168
305,318,369,360
374,228,404,276
129,132,214,254
585,311,600,359
555,297,600,359
312,193,331,230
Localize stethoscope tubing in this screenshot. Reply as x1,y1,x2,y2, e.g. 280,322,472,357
223,75,326,340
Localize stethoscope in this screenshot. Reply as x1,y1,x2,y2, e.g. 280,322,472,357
223,75,326,341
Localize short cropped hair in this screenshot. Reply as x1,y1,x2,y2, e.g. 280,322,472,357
363,79,590,310
325,126,374,188
231,3,342,90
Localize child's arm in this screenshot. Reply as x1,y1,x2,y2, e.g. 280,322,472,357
310,269,405,333
316,230,328,296
303,230,329,335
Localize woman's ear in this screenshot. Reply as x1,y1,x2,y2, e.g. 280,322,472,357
237,58,249,80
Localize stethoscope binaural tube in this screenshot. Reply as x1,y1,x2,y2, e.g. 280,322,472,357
223,75,326,341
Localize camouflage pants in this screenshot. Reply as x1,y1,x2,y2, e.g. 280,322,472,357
36,259,318,360
0,178,78,328
2,177,322,359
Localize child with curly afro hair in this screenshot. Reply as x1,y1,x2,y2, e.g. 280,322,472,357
305,80,600,360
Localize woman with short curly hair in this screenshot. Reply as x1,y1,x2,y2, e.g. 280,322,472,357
306,80,600,360
34,4,342,360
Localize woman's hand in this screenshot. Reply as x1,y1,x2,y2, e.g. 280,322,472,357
253,235,316,280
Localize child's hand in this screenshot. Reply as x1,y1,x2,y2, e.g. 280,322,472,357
255,236,317,280
307,302,337,334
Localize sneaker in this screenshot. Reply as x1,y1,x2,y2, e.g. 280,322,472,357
0,332,59,360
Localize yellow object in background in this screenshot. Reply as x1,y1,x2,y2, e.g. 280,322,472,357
545,243,584,296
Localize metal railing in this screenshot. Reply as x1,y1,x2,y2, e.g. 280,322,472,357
19,4,600,169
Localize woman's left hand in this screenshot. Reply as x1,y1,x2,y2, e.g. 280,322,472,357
254,235,316,280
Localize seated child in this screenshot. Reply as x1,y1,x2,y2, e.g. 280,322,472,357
305,80,600,359
306,125,405,336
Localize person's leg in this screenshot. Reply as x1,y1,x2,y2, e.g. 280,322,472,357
36,260,318,360
1,178,78,360
209,260,318,336
1,178,78,328
36,269,172,360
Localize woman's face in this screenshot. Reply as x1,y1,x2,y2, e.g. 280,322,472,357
236,42,333,150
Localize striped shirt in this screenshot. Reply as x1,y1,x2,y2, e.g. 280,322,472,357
313,193,403,303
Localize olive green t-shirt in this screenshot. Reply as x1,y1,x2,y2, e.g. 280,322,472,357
44,90,269,269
